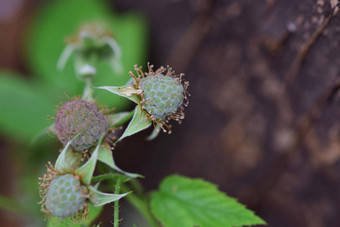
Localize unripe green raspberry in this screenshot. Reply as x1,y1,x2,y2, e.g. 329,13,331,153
45,174,88,218
140,74,184,119
55,100,108,151
128,64,189,133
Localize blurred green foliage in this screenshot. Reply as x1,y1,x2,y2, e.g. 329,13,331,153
0,73,54,141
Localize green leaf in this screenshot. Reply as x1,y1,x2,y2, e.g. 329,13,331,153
75,134,104,185
26,0,147,109
0,73,54,142
97,144,143,178
88,186,129,207
47,203,103,227
118,105,152,141
151,175,266,227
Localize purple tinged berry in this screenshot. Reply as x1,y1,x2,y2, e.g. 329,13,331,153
55,100,107,151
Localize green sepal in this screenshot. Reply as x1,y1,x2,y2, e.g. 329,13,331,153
97,143,114,168
54,133,81,173
30,123,55,146
57,44,78,70
75,134,104,185
98,144,143,178
146,125,160,141
106,111,134,127
91,173,130,184
104,37,123,75
96,85,140,104
47,203,102,227
88,185,129,207
94,182,101,190
118,105,152,142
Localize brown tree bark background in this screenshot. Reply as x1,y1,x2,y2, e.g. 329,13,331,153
115,1,340,226
2,0,340,226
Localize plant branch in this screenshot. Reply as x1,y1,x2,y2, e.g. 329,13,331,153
284,6,340,85
82,77,94,102
113,177,121,227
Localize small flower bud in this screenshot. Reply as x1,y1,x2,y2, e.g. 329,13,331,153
57,22,123,76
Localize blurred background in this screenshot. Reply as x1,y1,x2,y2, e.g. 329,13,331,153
1,0,340,226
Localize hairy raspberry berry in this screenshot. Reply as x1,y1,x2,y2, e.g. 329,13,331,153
45,174,88,218
140,74,184,119
55,100,107,151
129,64,189,133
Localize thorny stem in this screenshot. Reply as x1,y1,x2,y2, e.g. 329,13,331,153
121,183,159,227
95,169,157,226
113,177,121,227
